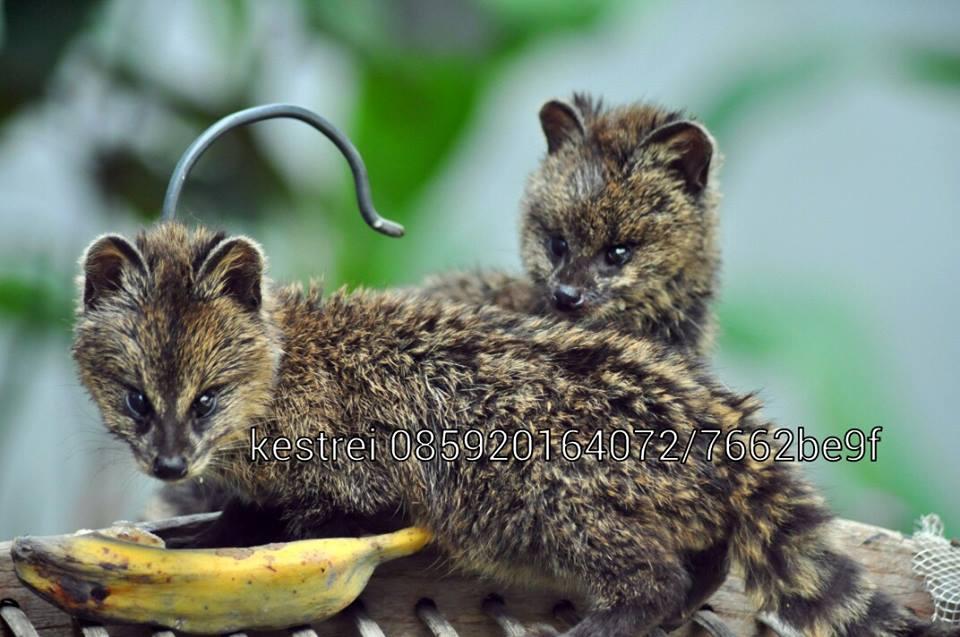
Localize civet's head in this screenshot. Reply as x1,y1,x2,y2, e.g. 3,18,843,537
72,223,280,481
521,94,720,323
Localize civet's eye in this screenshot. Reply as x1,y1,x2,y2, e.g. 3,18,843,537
193,390,218,419
549,236,568,259
125,390,152,420
605,245,632,267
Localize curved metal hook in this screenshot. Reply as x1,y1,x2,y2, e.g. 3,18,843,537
161,103,404,237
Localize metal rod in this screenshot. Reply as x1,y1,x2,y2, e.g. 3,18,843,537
480,594,527,637
691,609,738,637
0,600,40,637
161,103,404,238
415,598,460,637
342,600,386,637
77,624,110,637
756,612,800,637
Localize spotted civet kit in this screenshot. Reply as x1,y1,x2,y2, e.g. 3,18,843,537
153,94,721,518
422,94,720,357
73,224,953,637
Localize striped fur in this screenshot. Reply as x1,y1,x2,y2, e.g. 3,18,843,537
421,93,721,358
72,224,955,637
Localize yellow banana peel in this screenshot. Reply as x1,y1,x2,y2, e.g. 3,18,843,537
11,523,432,633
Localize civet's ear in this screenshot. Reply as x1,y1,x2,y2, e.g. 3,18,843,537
81,234,147,311
539,99,586,154
196,236,265,311
643,120,715,194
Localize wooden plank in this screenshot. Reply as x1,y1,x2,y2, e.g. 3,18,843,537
0,518,936,637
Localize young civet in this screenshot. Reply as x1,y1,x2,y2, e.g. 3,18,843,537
421,94,721,357
154,94,722,519
419,95,729,627
73,224,954,637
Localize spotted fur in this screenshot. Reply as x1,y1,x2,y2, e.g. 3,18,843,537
73,223,954,637
159,94,720,518
421,93,721,357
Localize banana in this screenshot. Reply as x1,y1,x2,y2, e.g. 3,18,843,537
11,524,432,633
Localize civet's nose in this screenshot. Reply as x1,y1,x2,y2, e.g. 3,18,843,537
552,285,584,311
152,454,188,481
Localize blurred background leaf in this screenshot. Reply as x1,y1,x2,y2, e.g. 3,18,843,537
902,48,960,88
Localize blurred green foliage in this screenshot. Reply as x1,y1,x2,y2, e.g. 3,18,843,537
902,47,960,88
311,0,622,285
719,290,947,526
0,272,73,330
699,49,836,138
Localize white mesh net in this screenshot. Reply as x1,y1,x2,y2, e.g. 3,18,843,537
912,514,960,624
